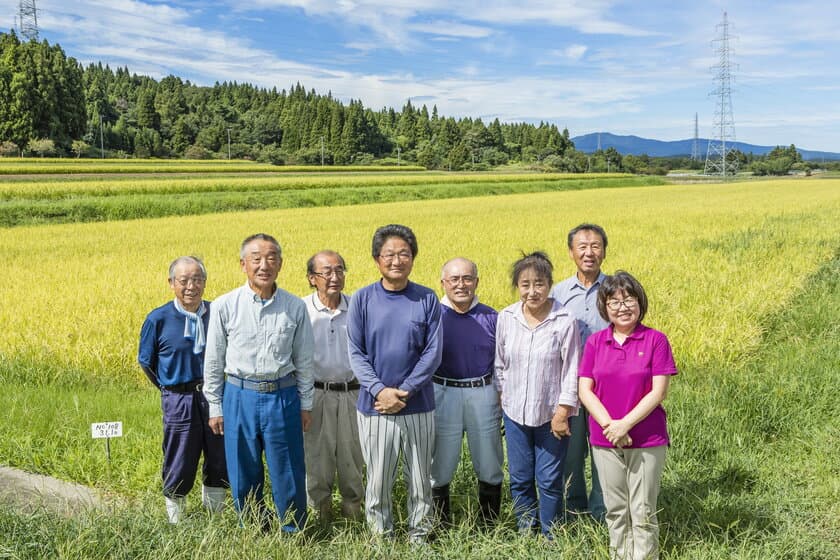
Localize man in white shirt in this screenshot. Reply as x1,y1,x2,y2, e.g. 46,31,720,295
302,250,364,525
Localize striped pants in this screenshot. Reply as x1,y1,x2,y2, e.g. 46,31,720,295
357,411,434,538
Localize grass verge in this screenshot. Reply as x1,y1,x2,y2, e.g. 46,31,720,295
0,176,661,227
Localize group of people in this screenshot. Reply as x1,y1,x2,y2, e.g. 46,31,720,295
138,222,677,559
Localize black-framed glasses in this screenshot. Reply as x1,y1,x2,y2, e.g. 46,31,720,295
311,268,346,280
606,297,638,311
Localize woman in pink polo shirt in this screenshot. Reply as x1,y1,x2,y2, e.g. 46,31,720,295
578,271,677,560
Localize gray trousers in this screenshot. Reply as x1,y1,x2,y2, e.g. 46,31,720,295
431,381,504,487
303,388,364,515
592,445,667,560
357,411,434,537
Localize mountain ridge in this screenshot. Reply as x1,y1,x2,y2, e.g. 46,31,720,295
571,132,840,161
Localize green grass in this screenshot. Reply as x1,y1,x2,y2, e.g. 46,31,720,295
1,244,837,559
0,175,661,227
0,158,425,174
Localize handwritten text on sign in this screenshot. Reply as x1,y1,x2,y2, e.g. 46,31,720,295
91,421,123,439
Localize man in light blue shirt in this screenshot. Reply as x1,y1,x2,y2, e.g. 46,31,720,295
550,223,609,522
204,233,315,531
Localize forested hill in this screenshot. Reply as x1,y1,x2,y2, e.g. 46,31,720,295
0,31,577,169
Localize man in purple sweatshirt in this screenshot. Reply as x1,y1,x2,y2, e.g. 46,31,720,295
431,257,503,526
347,224,442,543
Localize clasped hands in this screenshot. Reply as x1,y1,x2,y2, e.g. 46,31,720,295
602,418,633,448
374,387,409,414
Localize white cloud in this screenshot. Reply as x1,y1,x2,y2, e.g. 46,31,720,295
408,20,493,39
541,44,588,64
242,0,653,49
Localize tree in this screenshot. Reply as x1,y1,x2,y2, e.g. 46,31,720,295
71,139,90,158
27,137,56,157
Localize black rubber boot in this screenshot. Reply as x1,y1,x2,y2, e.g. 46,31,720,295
477,480,502,523
432,484,451,527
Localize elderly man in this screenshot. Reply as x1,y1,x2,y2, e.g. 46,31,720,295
347,224,442,543
550,223,610,522
138,256,227,523
302,250,364,524
203,233,315,532
431,257,503,526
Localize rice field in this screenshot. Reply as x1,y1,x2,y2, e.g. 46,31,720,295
0,158,425,175
0,167,838,559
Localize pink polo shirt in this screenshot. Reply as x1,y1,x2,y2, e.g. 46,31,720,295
579,323,677,448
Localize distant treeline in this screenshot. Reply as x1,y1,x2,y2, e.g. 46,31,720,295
0,31,584,170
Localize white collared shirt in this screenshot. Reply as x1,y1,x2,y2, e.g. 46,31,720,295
303,292,356,383
494,299,580,427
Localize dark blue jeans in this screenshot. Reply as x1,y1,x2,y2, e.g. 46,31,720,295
504,413,569,535
161,389,227,498
223,383,307,532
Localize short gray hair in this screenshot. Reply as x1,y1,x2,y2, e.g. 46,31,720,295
240,233,282,259
440,257,478,279
168,256,207,281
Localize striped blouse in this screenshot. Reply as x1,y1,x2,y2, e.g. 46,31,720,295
494,299,580,427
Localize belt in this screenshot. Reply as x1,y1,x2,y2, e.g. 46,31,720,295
314,380,360,392
162,380,203,393
432,373,493,388
226,374,296,392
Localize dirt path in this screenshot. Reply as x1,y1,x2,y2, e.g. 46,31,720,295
0,465,111,516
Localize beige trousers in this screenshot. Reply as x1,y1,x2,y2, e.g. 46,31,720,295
591,445,667,560
303,388,364,516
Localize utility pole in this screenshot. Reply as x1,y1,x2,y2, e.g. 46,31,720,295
704,12,738,178
99,114,105,159
397,146,401,166
227,127,232,160
320,135,325,166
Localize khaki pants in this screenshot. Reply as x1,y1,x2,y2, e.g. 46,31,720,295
303,388,364,516
591,445,666,560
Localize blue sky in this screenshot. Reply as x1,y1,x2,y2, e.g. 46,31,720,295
3,0,839,151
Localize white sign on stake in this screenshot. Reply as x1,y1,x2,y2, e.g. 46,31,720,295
91,421,123,439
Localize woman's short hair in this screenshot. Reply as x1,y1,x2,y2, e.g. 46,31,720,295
511,251,553,288
596,270,649,323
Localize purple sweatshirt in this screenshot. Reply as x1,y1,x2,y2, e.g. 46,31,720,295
437,301,497,380
347,280,442,416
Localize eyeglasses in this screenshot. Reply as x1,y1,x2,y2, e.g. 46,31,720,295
245,255,280,266
311,268,346,280
173,276,205,287
444,275,476,286
378,251,413,263
606,297,638,311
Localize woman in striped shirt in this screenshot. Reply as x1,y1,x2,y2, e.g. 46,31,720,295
494,251,581,537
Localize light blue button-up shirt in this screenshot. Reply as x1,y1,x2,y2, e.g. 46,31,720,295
550,272,609,347
203,282,315,417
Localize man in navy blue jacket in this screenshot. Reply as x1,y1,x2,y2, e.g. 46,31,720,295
347,224,442,543
139,256,227,523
